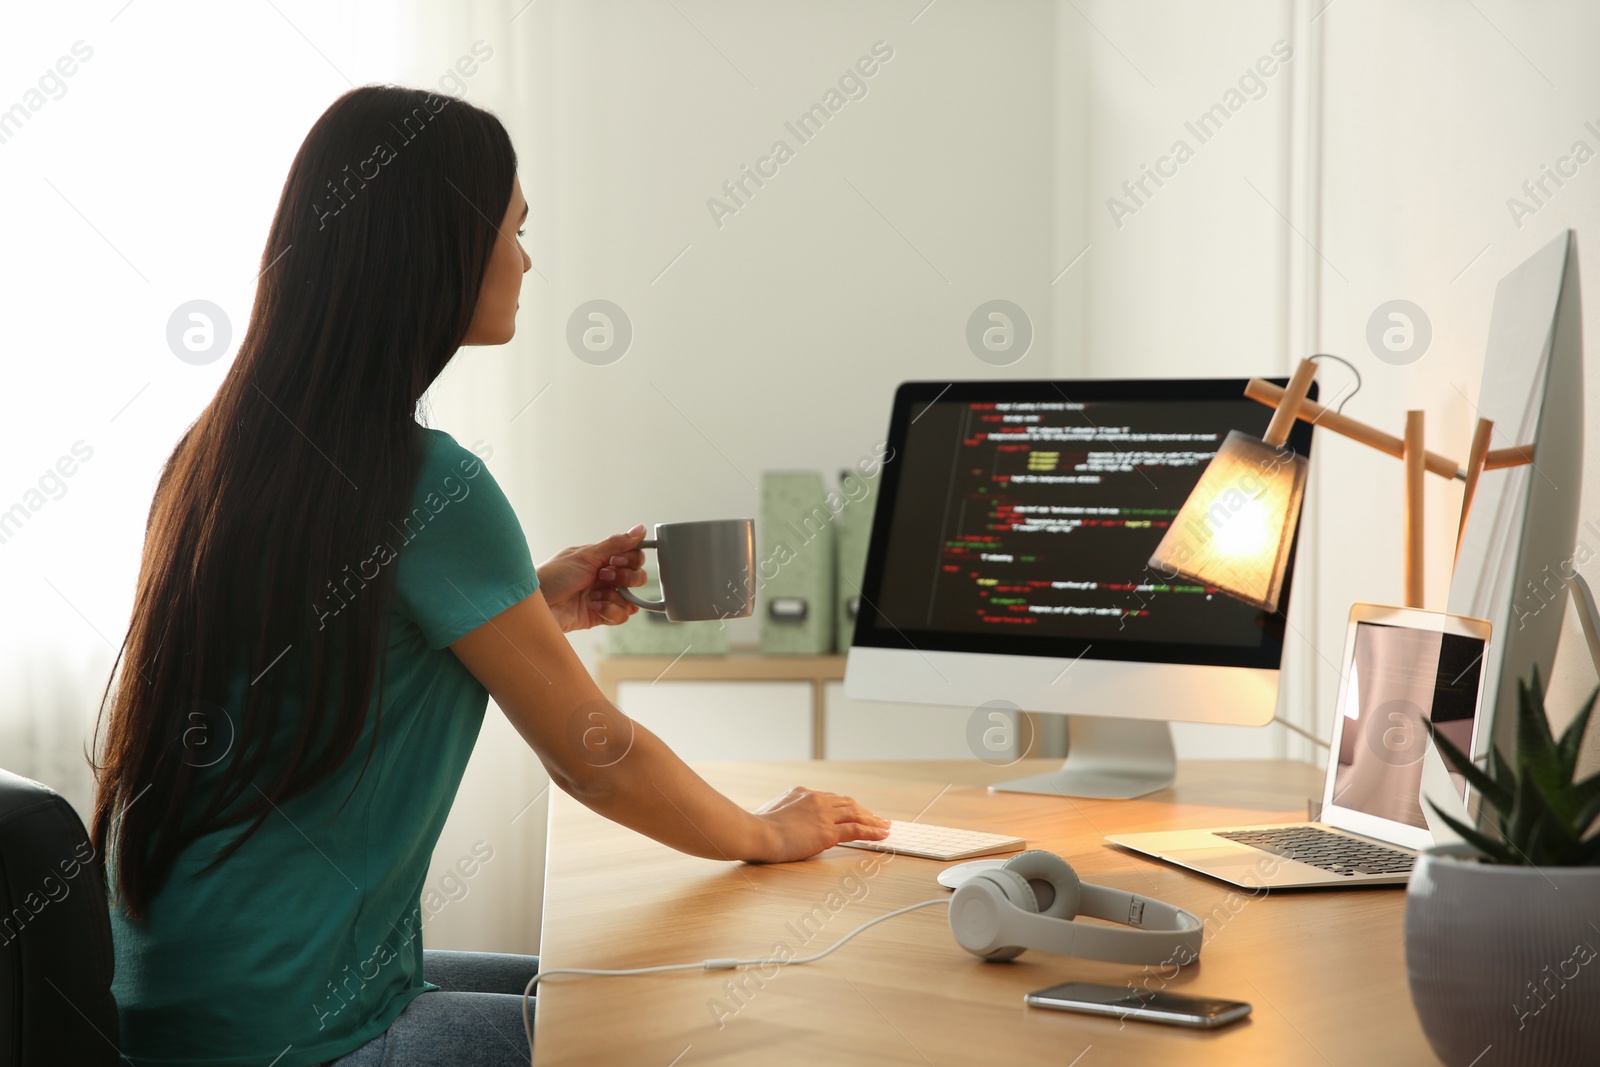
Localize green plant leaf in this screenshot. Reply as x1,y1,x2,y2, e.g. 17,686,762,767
1577,804,1600,843
1567,831,1600,867
1490,745,1518,811
1522,818,1552,867
1571,771,1600,837
1525,783,1579,864
1557,684,1600,782
1515,668,1564,800
1427,800,1519,864
1423,667,1600,867
1506,770,1550,860
1424,719,1512,813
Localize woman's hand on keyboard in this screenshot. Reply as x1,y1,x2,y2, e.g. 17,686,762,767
746,787,891,863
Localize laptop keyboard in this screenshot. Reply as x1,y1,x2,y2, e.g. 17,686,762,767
1213,826,1415,877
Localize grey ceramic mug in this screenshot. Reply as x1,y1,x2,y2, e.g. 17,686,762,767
617,518,757,622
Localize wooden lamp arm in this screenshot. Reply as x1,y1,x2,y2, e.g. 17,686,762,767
1485,443,1536,469
1245,376,1467,481
1263,359,1319,449
1246,361,1538,597
1247,375,1537,478
1456,418,1495,564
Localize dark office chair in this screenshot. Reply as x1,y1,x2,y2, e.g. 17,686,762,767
0,768,119,1067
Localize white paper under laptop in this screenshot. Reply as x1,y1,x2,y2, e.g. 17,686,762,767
1107,604,1491,889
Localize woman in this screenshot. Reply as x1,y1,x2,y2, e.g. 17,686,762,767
92,85,890,1067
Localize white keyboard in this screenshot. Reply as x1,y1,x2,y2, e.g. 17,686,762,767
838,820,1026,861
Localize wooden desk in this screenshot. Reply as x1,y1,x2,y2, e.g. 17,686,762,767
536,760,1437,1066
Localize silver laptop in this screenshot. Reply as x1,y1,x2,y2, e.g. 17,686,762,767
1107,604,1492,889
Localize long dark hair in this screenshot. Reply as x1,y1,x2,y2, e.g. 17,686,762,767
92,85,517,921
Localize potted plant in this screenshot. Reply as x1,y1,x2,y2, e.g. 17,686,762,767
1407,658,1600,1067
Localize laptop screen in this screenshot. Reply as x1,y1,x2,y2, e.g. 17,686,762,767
1330,621,1487,830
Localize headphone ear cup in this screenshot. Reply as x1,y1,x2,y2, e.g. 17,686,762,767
999,850,1082,921
950,869,1037,962
982,868,1039,913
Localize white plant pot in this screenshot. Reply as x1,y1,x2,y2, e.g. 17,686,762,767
1406,845,1600,1066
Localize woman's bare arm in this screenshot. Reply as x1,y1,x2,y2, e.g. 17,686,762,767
449,589,889,862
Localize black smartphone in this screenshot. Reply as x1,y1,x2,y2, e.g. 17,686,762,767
1025,981,1252,1030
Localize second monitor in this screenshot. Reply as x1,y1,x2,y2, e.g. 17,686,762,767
843,378,1315,798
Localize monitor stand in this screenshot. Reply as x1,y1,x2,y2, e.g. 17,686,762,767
987,717,1176,800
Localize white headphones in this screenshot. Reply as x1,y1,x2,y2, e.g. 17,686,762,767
949,850,1204,965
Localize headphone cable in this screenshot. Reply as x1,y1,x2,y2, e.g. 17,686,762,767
522,897,950,1057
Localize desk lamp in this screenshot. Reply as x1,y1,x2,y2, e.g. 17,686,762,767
1148,357,1535,612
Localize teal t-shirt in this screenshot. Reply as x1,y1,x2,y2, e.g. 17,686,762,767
109,428,540,1066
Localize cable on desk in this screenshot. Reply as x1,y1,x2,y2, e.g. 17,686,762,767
522,897,951,1058
1265,352,1361,753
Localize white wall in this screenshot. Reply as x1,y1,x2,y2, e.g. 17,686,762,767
1082,0,1301,381
503,0,1076,662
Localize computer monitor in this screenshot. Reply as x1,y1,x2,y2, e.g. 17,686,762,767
843,377,1315,799
1447,230,1583,775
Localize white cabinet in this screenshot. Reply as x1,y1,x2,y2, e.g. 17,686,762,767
823,682,1018,760
601,654,1282,764
600,652,1021,762
614,680,812,762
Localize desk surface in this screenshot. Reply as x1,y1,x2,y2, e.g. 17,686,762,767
537,760,1436,1066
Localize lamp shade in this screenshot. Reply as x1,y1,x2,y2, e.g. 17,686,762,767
1147,429,1308,613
